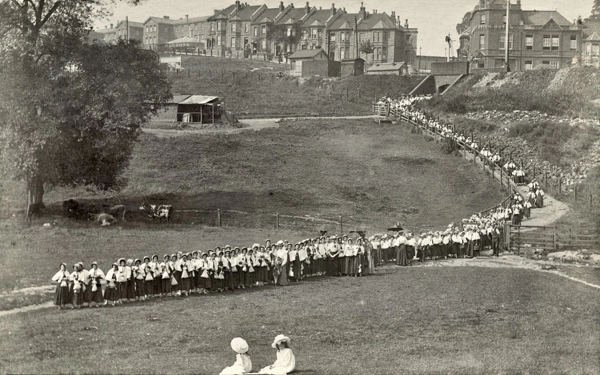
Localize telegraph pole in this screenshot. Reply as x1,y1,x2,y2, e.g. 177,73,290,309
505,0,510,72
126,16,129,41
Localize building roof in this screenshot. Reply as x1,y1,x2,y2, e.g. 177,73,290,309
276,7,310,24
209,4,239,21
167,36,202,44
169,95,192,104
253,8,283,24
96,28,117,34
234,5,264,21
143,16,176,25
302,9,337,27
520,11,572,27
289,48,327,59
357,13,397,30
586,31,600,41
179,95,219,104
367,62,406,72
329,13,359,30
115,20,144,29
584,19,600,40
173,16,210,25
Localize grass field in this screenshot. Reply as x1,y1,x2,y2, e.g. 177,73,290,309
1,266,599,374
167,56,422,116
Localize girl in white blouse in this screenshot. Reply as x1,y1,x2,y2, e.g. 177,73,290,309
51,263,70,309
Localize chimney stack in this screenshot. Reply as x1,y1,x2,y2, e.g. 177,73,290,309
331,3,336,15
359,2,366,18
163,16,169,19
236,0,241,11
110,23,113,28
279,1,284,11
305,1,310,14
405,19,409,28
391,11,395,19
185,14,189,22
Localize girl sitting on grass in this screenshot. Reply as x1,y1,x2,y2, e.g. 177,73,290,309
219,337,252,375
259,335,295,374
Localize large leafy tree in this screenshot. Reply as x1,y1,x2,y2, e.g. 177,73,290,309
0,0,171,220
267,22,302,56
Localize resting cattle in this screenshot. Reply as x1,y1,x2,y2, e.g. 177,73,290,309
101,204,127,222
91,213,117,226
139,203,173,222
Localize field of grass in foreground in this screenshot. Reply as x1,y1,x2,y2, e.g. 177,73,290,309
1,267,599,374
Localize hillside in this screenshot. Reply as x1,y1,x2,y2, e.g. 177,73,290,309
2,119,505,232
167,56,422,117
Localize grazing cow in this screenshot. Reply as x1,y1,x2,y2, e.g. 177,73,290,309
101,204,127,222
91,213,117,226
27,202,46,222
139,203,173,222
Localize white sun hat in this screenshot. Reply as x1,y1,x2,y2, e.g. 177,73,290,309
230,337,249,354
271,334,290,348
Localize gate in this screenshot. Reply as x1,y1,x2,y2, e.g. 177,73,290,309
506,224,557,255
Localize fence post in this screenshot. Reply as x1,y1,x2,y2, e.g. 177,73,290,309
339,216,343,234
544,171,548,189
500,167,504,190
276,213,280,230
217,209,222,227
517,225,521,256
558,179,562,196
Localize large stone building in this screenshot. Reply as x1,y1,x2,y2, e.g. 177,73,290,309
131,1,417,65
457,0,582,71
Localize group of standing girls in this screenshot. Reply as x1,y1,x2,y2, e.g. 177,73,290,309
51,237,373,309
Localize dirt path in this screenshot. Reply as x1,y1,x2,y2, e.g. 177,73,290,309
144,115,382,138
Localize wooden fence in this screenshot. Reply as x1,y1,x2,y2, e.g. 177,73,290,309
506,224,600,254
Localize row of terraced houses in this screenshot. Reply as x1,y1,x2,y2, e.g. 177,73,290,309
94,1,419,66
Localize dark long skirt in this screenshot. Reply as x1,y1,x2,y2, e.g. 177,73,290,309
246,272,255,287
398,245,409,266
126,279,135,299
232,271,240,287
278,264,289,286
135,280,145,297
54,285,69,306
104,286,119,302
153,278,161,295
337,257,345,275
326,258,337,276
162,278,172,294
439,244,448,258
91,284,104,304
292,259,302,281
118,282,128,299
173,271,182,291
181,277,191,292
466,240,474,257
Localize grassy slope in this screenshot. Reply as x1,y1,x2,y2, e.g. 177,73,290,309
0,119,505,292
1,267,599,374
167,56,422,116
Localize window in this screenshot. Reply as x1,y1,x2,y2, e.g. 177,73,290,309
550,61,559,69
480,14,486,24
286,27,291,37
570,35,577,51
340,47,345,59
406,34,411,41
340,32,346,42
382,46,387,60
551,35,559,50
382,31,386,40
261,39,266,49
542,60,550,65
330,33,336,42
543,35,551,50
373,32,379,42
479,34,485,49
499,34,513,50
318,29,322,40
525,35,533,49
254,26,258,36
217,34,221,45
261,25,266,34
524,60,533,70
311,28,317,38
210,23,214,31
217,22,221,31
231,23,236,32
593,44,600,56
245,23,249,33
503,15,507,24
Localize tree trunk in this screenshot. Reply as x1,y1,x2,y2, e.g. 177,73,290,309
26,171,44,223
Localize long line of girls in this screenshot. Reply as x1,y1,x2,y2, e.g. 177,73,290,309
51,237,375,309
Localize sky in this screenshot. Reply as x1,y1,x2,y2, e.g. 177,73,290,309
97,0,594,56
